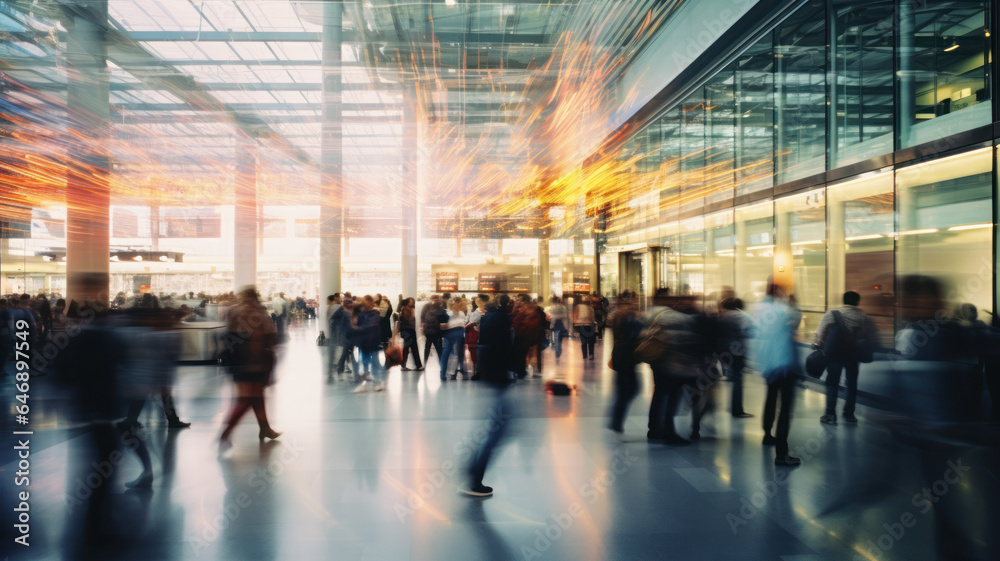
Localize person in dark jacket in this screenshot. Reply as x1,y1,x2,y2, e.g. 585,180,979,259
609,291,642,440
421,295,444,366
395,298,422,371
353,295,385,392
461,295,515,497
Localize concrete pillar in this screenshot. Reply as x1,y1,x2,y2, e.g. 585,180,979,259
65,0,111,308
319,0,343,316
234,143,257,291
402,93,420,298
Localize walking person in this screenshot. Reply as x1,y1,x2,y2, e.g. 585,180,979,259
326,293,344,380
440,297,468,380
460,295,515,497
608,291,642,441
753,279,801,466
546,296,568,365
573,294,598,361
718,297,753,418
645,289,696,445
421,295,444,367
395,298,423,371
813,291,877,425
377,293,393,346
466,295,488,377
218,287,281,453
354,295,386,392
334,297,358,378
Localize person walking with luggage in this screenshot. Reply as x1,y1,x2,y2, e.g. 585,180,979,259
753,279,801,466
813,291,877,425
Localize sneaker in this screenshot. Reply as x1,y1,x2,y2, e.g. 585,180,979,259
458,484,494,497
775,455,802,467
762,435,776,445
689,429,701,440
842,413,858,423
609,429,627,442
588,356,595,361
353,381,370,393
167,419,192,429
374,383,386,392
732,412,754,418
820,414,837,425
663,435,692,446
400,367,411,372
647,430,667,441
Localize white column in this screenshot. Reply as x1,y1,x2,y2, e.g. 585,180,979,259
319,0,343,316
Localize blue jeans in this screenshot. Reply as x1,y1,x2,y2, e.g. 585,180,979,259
360,349,385,383
550,327,563,361
440,329,466,379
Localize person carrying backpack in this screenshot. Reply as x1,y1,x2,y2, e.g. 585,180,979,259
812,291,877,425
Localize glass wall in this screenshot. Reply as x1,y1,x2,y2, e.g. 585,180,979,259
897,1,992,148
604,0,1000,342
896,147,994,316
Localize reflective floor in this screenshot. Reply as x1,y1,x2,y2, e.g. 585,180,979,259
0,323,992,560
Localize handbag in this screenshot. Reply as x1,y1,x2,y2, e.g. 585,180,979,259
634,310,670,364
805,348,827,378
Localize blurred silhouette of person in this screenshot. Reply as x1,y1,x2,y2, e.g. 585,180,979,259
218,287,281,453
34,292,52,338
812,291,877,425
119,299,190,431
461,294,515,497
440,296,469,380
546,295,568,365
573,294,597,360
593,291,609,340
466,295,488,377
326,293,344,380
511,294,541,378
0,299,10,375
377,293,393,345
753,278,801,466
718,297,753,418
395,297,422,371
609,290,642,440
645,288,694,445
353,295,385,392
421,294,444,366
336,297,358,377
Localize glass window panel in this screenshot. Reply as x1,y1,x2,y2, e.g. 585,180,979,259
776,188,826,338
830,1,894,168
704,210,735,305
704,71,736,205
680,88,706,214
896,147,993,317
735,201,773,303
897,1,991,148
658,107,682,224
827,171,895,341
774,1,826,184
734,36,774,196
679,217,705,297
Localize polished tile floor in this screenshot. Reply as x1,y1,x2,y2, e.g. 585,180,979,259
0,322,994,560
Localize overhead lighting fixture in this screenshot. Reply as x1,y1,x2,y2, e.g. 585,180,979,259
747,244,775,251
445,0,456,5
845,234,883,241
133,255,143,262
42,255,52,262
791,240,824,246
948,222,992,231
110,255,119,262
898,228,938,236
944,41,960,52
159,255,169,262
